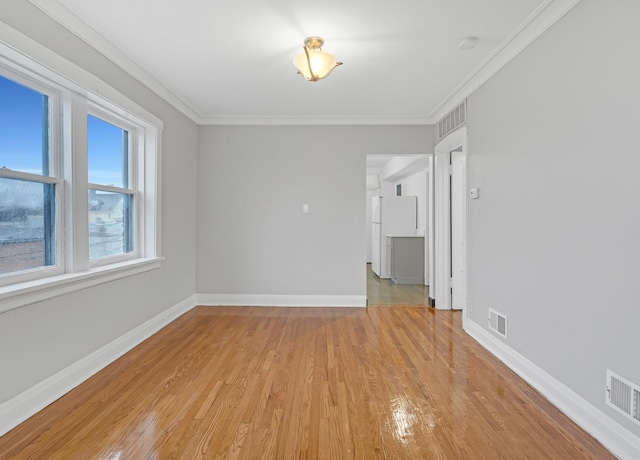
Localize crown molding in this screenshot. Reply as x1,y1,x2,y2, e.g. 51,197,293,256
27,0,205,124
198,115,433,126
28,0,580,127
429,0,582,123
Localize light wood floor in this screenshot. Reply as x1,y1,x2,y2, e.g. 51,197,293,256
0,306,611,459
367,263,430,305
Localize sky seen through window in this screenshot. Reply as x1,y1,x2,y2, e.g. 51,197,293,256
0,75,127,186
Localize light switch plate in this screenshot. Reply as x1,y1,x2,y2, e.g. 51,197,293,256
303,204,310,213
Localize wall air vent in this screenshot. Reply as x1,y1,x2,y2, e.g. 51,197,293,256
438,100,467,140
606,370,640,426
488,308,507,339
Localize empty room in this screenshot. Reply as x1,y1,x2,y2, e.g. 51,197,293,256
0,0,638,458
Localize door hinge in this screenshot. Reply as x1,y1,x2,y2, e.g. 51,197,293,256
448,164,453,175
449,277,453,288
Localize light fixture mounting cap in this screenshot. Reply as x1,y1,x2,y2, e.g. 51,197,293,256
304,36,324,50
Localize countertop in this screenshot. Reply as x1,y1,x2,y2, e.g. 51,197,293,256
385,234,425,238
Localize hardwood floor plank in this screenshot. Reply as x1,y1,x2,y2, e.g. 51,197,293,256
0,306,614,459
366,264,430,306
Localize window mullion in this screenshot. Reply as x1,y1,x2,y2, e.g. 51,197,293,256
42,94,55,267
64,92,89,273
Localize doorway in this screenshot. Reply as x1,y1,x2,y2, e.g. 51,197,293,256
431,126,468,322
365,154,430,305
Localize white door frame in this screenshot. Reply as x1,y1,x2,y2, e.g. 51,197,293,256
427,155,435,291
432,127,468,323
450,150,466,312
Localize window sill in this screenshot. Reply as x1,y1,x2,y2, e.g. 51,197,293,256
0,257,164,314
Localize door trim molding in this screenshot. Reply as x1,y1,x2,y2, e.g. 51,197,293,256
433,127,468,322
427,157,435,290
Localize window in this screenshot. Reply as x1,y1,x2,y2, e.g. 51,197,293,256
0,42,161,307
87,114,134,261
0,73,61,280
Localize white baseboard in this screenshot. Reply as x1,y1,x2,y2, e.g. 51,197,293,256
0,294,197,437
465,319,640,460
196,293,366,307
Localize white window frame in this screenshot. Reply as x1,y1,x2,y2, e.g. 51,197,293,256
0,63,65,285
86,106,139,267
0,28,163,314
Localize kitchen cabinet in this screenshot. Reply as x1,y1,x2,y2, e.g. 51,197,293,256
386,235,424,285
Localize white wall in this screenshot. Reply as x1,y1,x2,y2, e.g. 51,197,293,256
466,0,640,440
0,3,198,403
379,181,395,197
197,126,434,297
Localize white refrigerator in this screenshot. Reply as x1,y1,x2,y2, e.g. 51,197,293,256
371,196,417,278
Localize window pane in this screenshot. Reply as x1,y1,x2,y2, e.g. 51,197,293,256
87,115,129,188
0,75,49,175
89,190,133,260
0,177,56,275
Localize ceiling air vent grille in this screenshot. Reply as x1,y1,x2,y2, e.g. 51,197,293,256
438,100,467,140
606,370,640,426
488,308,507,339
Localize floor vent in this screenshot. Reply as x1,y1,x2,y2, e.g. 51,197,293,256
606,370,640,426
488,308,507,339
438,100,467,140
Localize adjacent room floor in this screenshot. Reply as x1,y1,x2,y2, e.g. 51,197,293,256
0,305,611,458
366,263,430,305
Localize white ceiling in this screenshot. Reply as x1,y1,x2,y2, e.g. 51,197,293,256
30,0,565,124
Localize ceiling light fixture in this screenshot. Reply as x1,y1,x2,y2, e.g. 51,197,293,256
293,36,342,82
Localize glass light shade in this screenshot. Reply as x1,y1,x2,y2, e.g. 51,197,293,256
293,48,340,81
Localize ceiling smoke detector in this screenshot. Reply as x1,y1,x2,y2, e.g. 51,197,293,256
458,37,478,51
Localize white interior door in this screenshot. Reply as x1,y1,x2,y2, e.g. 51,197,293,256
450,151,466,310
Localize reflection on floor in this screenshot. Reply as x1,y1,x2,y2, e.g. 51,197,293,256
366,263,430,305
0,307,613,458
